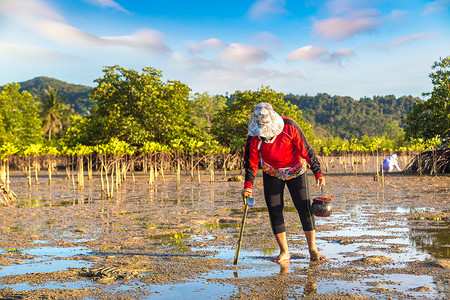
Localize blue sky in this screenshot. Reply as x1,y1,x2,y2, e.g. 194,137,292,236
0,0,449,99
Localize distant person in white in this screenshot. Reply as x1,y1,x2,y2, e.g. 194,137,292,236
383,154,402,172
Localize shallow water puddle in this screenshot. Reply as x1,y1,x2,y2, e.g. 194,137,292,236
0,260,92,277
89,278,237,299
137,281,237,299
187,246,443,299
371,273,442,295
0,246,92,277
0,281,96,292
23,246,91,257
315,202,448,259
317,228,433,263
311,274,442,299
197,247,311,278
388,206,437,214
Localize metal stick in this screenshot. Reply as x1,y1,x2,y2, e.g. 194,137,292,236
233,197,250,266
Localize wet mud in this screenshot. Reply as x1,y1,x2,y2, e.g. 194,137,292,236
0,161,449,299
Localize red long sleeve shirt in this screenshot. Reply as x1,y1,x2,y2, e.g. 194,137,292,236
243,117,322,189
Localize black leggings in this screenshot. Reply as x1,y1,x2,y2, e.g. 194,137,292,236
263,172,315,234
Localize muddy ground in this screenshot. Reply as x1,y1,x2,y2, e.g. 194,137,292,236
0,159,449,299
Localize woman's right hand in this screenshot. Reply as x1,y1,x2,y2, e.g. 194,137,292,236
316,177,325,188
241,188,252,199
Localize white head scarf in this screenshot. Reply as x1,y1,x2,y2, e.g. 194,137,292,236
248,103,284,143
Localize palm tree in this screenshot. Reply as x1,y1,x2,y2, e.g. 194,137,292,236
40,87,72,141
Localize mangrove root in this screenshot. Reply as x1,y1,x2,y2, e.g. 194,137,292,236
0,182,17,206
404,149,450,175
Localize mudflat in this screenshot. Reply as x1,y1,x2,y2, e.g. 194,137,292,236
0,164,449,299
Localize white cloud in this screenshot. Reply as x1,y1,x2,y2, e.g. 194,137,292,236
332,48,353,56
0,0,64,22
287,45,354,66
35,19,103,46
252,31,283,52
84,0,129,13
287,46,328,61
165,50,304,96
188,38,226,54
103,29,169,53
379,33,437,50
190,66,304,95
0,42,78,61
169,52,222,72
324,0,384,16
248,0,287,20
325,0,362,15
324,48,355,65
386,9,409,24
218,43,269,65
313,9,381,41
184,38,270,68
424,0,450,15
0,0,167,53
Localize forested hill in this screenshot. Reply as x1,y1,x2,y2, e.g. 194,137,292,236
285,93,423,139
17,77,94,115
3,76,424,140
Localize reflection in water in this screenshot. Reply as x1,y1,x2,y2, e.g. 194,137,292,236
145,233,191,250
258,248,279,257
20,195,92,207
376,191,385,202
279,260,289,274
302,262,321,297
233,258,290,279
146,233,190,240
201,223,240,229
6,225,22,233
409,217,450,258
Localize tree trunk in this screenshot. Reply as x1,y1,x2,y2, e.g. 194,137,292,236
34,156,39,184
27,159,32,187
210,156,215,184
177,157,181,189
48,158,52,186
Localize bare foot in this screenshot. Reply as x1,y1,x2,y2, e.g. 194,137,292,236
309,248,326,261
272,251,290,263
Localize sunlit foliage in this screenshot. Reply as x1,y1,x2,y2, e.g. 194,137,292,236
405,56,450,147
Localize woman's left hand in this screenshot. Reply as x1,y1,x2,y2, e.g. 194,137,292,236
316,177,325,188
